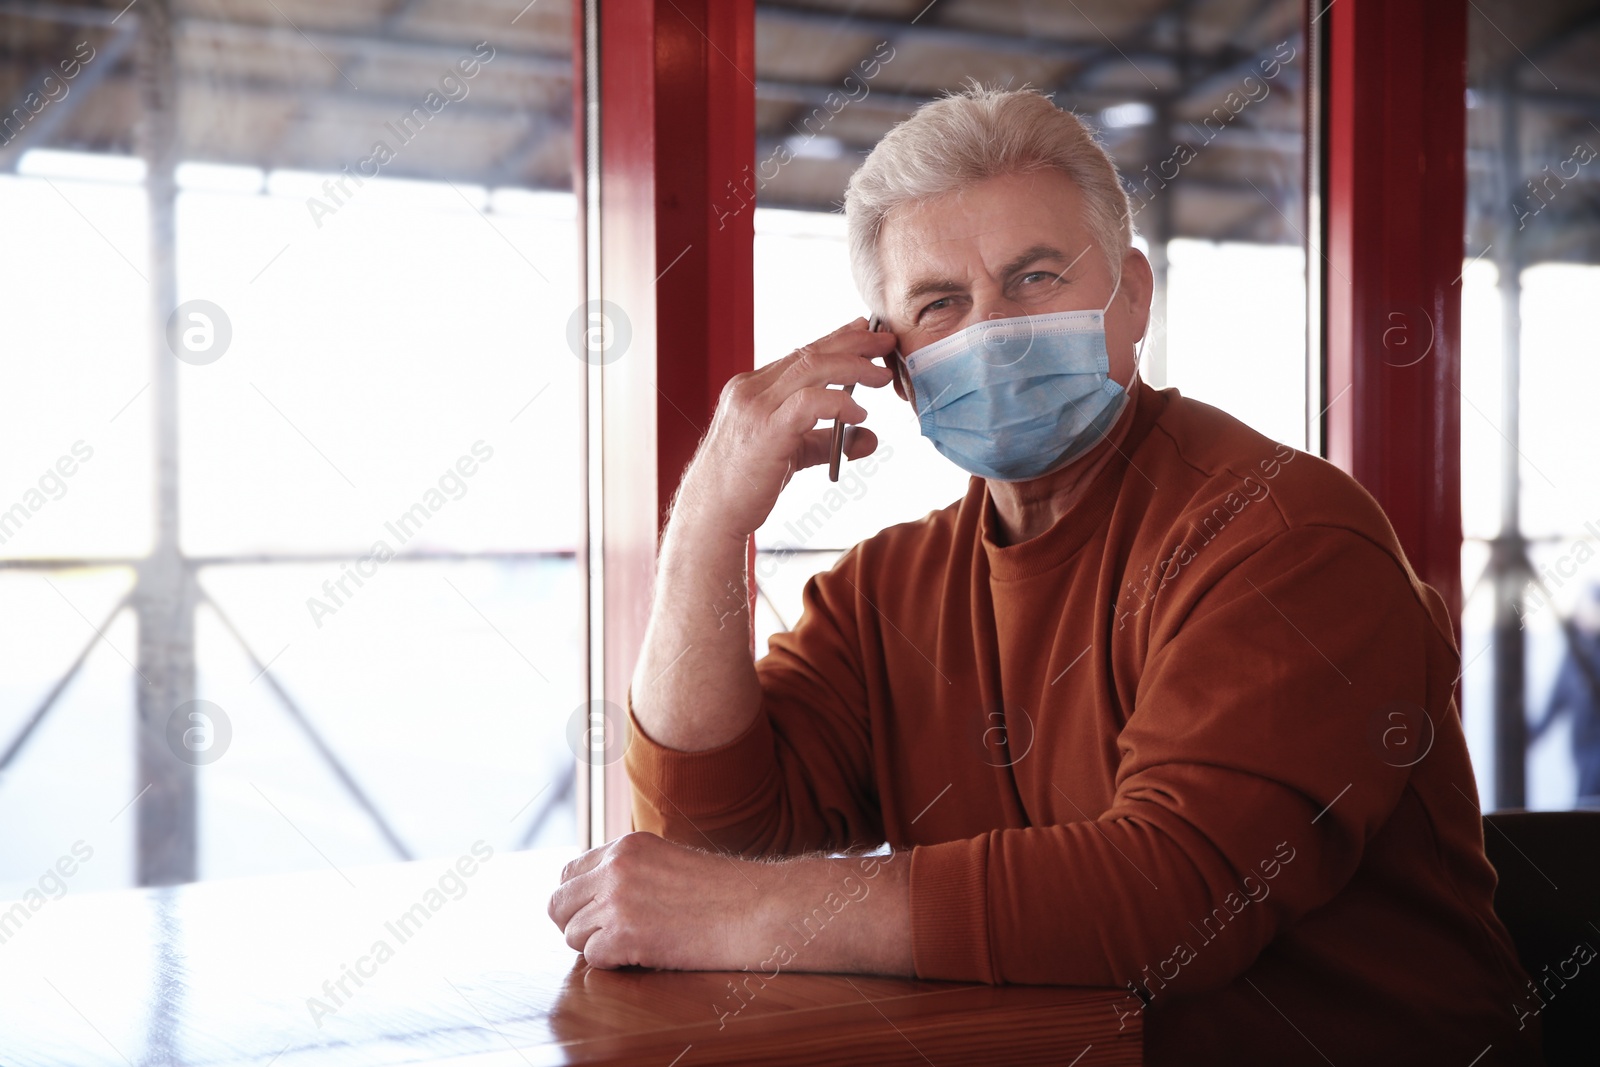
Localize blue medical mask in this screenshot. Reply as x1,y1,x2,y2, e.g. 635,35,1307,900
903,281,1133,482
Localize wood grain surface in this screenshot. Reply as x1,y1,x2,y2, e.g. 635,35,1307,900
0,847,1140,1065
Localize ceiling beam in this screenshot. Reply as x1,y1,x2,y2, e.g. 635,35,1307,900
0,22,138,170
754,1,1192,68
175,17,572,79
1524,3,1600,63
0,0,135,29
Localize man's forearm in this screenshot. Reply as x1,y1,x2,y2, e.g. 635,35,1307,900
630,482,764,752
752,852,914,978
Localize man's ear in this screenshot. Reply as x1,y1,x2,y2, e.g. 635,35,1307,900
889,350,913,405
1119,246,1156,344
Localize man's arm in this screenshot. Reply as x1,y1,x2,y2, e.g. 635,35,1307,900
627,536,889,855
629,319,896,753
551,321,902,974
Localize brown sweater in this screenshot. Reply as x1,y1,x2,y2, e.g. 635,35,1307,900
628,385,1540,1065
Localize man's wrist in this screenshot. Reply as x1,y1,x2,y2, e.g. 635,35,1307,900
668,465,752,545
740,852,914,977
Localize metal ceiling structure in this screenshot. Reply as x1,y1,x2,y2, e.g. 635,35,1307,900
0,0,1593,260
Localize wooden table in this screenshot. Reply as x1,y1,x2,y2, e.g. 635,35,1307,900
0,847,1140,1065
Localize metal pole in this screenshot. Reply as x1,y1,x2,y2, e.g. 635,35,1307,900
1305,0,1326,456
1141,102,1172,390
134,0,197,885
1490,80,1526,810
579,0,602,849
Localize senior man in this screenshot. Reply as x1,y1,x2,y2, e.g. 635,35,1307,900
549,87,1538,1063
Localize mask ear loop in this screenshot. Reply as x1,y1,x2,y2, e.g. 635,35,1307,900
1100,268,1124,316
879,317,912,402
1101,267,1149,393
1129,328,1149,393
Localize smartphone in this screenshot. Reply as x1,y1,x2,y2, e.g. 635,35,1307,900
829,315,883,483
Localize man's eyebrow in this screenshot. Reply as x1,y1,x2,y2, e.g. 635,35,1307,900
996,243,1084,282
899,274,966,306
897,244,1089,309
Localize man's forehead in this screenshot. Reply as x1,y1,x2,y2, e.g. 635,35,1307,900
885,204,1082,250
888,219,1051,255
882,222,1092,302
878,177,1095,299
881,171,1087,236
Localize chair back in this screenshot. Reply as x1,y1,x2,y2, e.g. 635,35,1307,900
1482,810,1600,1066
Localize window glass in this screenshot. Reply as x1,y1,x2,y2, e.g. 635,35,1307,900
1459,6,1600,810
0,3,582,892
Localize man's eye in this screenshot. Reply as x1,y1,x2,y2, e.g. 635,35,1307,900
921,297,952,316
1019,270,1056,286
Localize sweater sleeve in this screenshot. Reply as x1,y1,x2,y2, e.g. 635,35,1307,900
626,545,883,855
910,526,1444,989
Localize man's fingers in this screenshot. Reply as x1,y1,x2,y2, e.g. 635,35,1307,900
771,330,897,395
841,424,880,461
559,844,609,885
738,318,875,390
808,316,868,347
548,847,607,928
774,386,869,437
547,875,591,930
826,316,869,339
562,897,606,956
794,425,880,471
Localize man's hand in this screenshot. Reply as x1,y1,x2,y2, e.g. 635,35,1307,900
547,832,914,976
547,832,771,970
679,319,898,539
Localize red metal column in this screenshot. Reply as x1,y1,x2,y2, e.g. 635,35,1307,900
587,0,756,841
1323,0,1466,632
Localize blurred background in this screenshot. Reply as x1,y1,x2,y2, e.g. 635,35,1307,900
0,0,1595,898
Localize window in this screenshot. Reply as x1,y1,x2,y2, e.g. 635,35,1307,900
1458,4,1600,810
0,3,583,892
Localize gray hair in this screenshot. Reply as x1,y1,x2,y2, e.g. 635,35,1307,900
843,85,1134,317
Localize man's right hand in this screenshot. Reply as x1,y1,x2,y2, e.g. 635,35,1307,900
675,318,898,540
